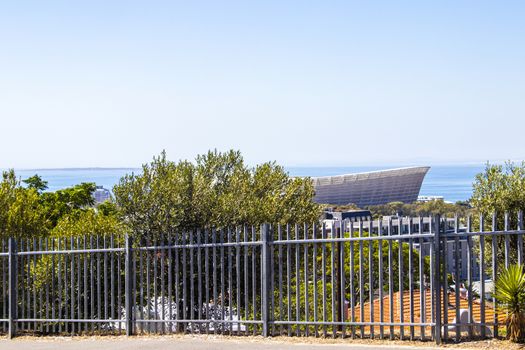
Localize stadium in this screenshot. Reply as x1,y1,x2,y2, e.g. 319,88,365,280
311,166,430,207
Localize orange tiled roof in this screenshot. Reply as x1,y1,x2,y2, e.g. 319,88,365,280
349,289,505,327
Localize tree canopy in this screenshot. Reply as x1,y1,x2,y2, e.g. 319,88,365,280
114,150,321,242
0,170,122,239
471,161,525,216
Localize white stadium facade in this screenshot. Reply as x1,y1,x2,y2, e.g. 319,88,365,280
311,166,430,207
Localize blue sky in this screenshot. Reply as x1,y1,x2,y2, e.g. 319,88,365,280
0,1,523,168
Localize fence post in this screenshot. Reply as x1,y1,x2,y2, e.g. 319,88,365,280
125,234,134,336
8,237,17,339
433,216,442,345
261,224,272,337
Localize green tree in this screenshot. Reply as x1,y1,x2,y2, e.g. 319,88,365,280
471,162,525,269
114,150,320,242
22,174,48,193
0,170,49,238
40,182,97,227
471,161,525,220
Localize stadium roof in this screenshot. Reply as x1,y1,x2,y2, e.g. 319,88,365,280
311,166,430,207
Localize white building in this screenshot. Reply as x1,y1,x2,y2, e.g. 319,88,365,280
93,186,111,203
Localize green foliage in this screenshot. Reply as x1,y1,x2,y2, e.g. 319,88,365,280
0,170,49,238
114,150,320,242
0,170,123,240
367,200,470,218
471,162,525,227
51,209,127,238
22,174,48,193
471,162,525,269
494,264,525,342
40,182,97,227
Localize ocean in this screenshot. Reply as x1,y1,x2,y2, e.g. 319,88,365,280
8,165,486,203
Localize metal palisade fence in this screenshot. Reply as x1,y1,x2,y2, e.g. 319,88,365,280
0,213,524,343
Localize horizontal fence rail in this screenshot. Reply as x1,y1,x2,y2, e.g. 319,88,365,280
0,212,524,344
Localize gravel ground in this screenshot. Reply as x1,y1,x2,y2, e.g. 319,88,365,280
0,334,524,350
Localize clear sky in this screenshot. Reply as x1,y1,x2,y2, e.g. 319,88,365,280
0,1,524,168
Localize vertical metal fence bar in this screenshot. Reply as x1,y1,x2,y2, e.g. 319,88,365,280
368,219,374,339
89,237,94,333
117,237,123,334
20,239,24,333
358,219,364,338
83,235,87,334
296,224,301,337
243,226,248,335
160,235,165,334
204,229,209,334
235,227,241,336
261,224,271,337
418,216,425,340
339,220,345,339
479,214,486,338
454,216,460,343
312,223,318,337
330,223,336,338
278,225,284,335
199,230,204,333
182,231,188,333
58,239,62,333
96,237,101,333
252,226,257,335
504,213,510,269
304,223,310,337
8,237,17,339
433,216,442,345
398,218,404,340
125,235,133,336
388,218,394,339
429,217,434,340
467,216,473,339
320,224,327,338
349,221,355,339
40,238,45,334
408,218,414,340
138,237,144,334
70,237,75,335
2,240,6,334
442,218,448,342
33,238,38,333
50,238,55,333
212,229,218,335
103,236,108,330
64,238,69,334
294,224,301,336
518,211,524,266
228,228,233,334
26,240,31,333
76,237,81,334
220,229,226,333
204,229,210,334
491,212,498,338
174,231,180,333
189,230,195,333
169,232,173,333
378,220,384,340
2,239,5,334
152,235,159,333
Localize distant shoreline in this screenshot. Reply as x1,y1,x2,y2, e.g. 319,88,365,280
8,167,141,172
